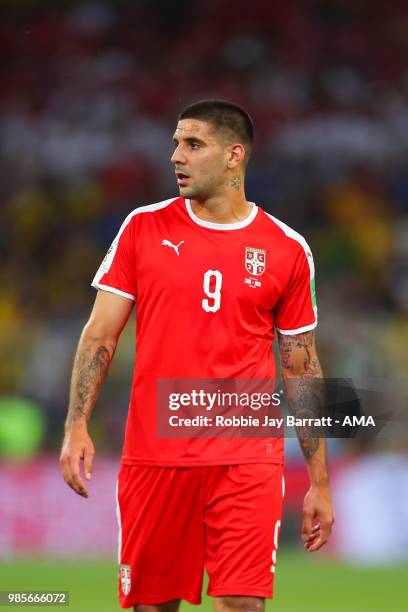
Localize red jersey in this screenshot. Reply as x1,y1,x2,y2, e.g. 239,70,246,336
92,197,317,466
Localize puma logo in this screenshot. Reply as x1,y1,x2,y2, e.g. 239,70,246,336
161,239,184,256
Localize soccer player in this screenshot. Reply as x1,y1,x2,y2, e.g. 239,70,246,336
60,100,334,612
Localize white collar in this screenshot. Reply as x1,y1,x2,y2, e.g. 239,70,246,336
185,199,258,230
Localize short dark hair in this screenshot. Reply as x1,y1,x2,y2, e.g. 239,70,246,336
178,99,254,165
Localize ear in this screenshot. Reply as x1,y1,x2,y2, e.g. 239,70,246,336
226,144,245,169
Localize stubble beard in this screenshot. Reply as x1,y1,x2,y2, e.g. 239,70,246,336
179,164,226,201
179,180,210,201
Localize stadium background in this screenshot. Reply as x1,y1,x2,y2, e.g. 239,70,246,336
1,0,407,610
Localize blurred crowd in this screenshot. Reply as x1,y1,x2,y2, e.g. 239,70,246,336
1,0,408,453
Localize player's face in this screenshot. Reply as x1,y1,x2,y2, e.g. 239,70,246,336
171,119,228,199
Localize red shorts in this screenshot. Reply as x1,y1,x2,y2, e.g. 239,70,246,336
116,464,284,608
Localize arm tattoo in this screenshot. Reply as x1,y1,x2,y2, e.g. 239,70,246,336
288,377,323,461
279,331,321,377
230,176,241,190
278,331,324,462
66,344,111,425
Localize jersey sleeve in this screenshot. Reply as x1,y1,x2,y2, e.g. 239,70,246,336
274,243,317,335
91,214,137,300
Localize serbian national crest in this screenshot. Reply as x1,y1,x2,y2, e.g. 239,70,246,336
245,247,266,276
120,564,131,596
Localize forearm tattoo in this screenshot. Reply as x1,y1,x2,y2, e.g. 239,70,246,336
66,344,111,425
278,331,324,462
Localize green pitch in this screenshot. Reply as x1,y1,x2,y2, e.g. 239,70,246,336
0,550,406,612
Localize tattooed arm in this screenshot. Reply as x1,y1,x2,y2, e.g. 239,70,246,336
278,330,323,461
278,330,334,551
60,290,133,497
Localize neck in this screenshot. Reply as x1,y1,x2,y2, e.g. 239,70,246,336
190,179,251,224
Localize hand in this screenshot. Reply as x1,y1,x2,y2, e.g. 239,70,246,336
301,484,335,552
60,424,95,498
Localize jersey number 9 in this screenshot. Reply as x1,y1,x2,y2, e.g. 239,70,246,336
202,270,222,313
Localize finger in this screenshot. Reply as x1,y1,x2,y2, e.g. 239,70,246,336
84,445,95,481
65,452,89,497
304,528,320,547
301,513,314,542
67,477,88,498
306,524,331,551
71,472,89,497
64,465,88,497
307,536,328,552
306,530,320,543
72,447,89,494
61,461,87,497
308,524,320,536
60,456,75,489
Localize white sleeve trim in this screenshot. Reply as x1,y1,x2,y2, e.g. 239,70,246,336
91,282,136,301
276,320,318,335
